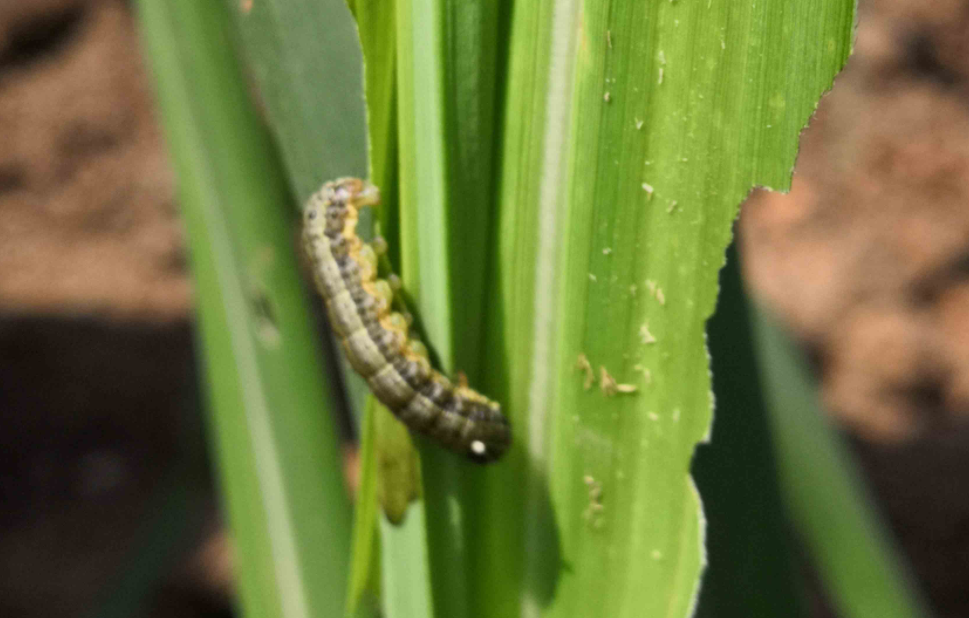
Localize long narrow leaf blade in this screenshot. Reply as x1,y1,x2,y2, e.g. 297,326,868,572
136,3,353,617
487,1,856,616
225,0,377,422
394,1,507,616
752,305,932,618
226,0,369,201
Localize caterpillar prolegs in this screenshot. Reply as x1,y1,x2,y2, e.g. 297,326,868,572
303,178,511,463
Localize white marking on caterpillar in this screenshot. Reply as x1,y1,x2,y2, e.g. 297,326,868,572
303,178,511,463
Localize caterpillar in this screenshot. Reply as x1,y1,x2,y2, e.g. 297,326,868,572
303,178,511,463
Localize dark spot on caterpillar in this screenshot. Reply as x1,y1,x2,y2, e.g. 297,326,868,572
303,178,511,463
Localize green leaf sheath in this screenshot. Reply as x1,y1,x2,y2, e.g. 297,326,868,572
395,0,521,611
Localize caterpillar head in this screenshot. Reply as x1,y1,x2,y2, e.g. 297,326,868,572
463,401,512,464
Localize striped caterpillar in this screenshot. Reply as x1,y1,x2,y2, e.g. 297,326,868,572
303,178,511,463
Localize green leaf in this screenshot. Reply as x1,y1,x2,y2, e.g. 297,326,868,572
348,0,400,255
225,0,378,418
136,2,353,617
390,0,512,614
752,305,932,618
191,0,858,616
346,398,382,618
375,400,422,525
226,0,369,200
381,505,436,618
355,0,856,616
481,1,855,616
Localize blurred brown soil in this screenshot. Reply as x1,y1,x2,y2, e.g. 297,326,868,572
1,0,968,617
0,1,222,617
0,0,190,319
742,0,969,443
